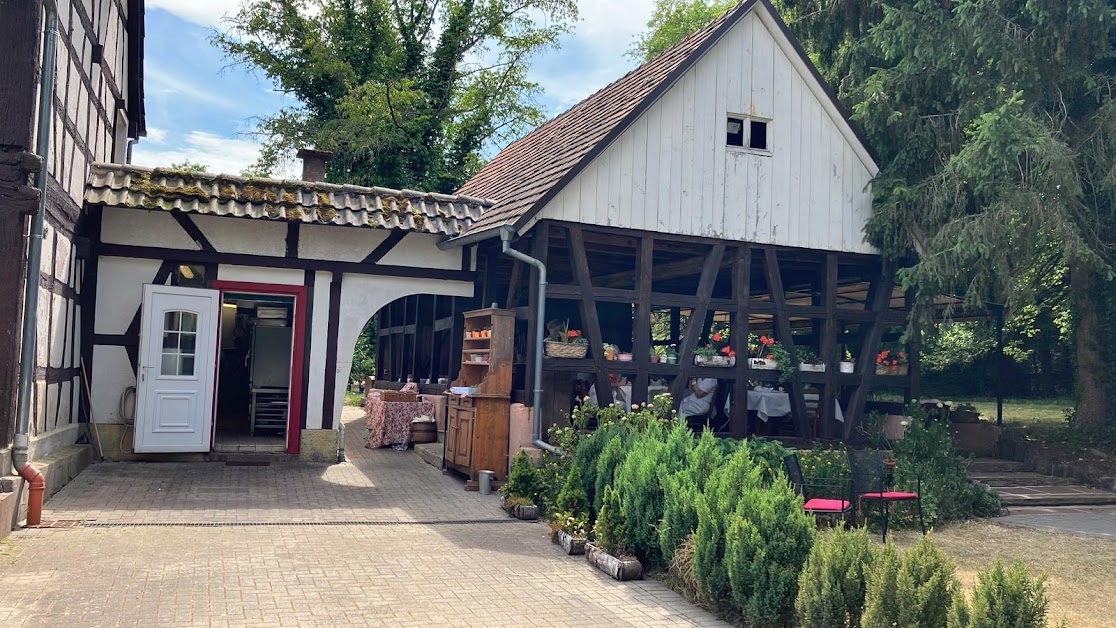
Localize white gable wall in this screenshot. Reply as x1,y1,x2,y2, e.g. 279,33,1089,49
535,8,877,254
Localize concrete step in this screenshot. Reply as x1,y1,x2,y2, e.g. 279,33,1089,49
974,471,1116,507
967,457,1027,474
413,441,444,470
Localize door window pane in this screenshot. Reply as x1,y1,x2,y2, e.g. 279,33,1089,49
160,310,199,376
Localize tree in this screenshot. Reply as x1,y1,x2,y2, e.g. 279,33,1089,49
631,0,734,62
215,0,578,193
167,160,209,172
636,1,1116,431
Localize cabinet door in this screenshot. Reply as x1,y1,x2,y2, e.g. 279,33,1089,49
445,410,459,461
456,415,474,468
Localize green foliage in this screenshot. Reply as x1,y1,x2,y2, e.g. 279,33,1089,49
798,443,850,500
593,434,630,517
351,316,378,383
660,428,722,563
725,471,816,626
795,527,874,628
694,445,762,603
215,0,578,192
893,406,1000,526
864,537,959,628
501,451,546,507
745,437,790,485
167,160,209,172
593,485,627,555
554,464,588,516
613,425,670,565
630,0,734,62
951,560,1049,628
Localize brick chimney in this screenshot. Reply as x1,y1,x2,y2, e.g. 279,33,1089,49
296,148,333,183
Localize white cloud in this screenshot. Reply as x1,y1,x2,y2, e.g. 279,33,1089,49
132,130,299,177
148,0,244,28
145,127,168,143
147,65,238,110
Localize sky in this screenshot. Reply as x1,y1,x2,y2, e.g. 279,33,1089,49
133,0,659,178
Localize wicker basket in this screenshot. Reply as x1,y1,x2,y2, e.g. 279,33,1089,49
545,340,588,359
380,390,418,403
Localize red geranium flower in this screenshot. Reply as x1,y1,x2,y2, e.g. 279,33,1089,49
720,346,731,355
712,332,723,342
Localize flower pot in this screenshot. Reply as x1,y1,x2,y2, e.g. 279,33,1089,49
545,340,588,359
749,358,779,370
585,542,642,581
617,353,633,362
799,363,825,373
513,504,539,521
839,361,856,374
665,355,677,365
649,354,660,363
557,530,587,555
482,329,491,338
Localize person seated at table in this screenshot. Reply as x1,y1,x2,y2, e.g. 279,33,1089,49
587,373,629,407
679,378,718,418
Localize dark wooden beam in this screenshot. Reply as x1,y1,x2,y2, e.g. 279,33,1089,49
170,210,216,253
844,265,894,437
819,253,838,439
505,259,523,309
321,272,343,429
765,248,810,437
633,236,653,406
669,244,726,401
569,225,613,407
730,244,752,438
96,243,476,283
78,206,103,424
361,230,407,264
286,222,300,259
299,270,315,430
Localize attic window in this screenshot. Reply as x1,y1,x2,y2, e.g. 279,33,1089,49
727,117,745,147
750,120,768,150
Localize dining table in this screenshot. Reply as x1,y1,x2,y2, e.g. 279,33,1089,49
744,388,845,423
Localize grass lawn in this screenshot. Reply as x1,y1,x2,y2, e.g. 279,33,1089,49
890,521,1116,627
958,396,1073,426
344,391,364,407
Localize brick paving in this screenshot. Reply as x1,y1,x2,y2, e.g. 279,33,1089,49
0,407,727,627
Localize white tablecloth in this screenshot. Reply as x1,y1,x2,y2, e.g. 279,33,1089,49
743,390,845,422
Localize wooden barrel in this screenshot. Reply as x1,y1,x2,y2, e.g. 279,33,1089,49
412,421,437,444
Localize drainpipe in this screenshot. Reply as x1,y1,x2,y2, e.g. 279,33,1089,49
13,0,60,526
498,226,560,455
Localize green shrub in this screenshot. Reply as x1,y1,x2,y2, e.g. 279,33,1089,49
554,464,588,516
725,472,816,626
950,560,1049,628
694,445,763,604
593,484,627,555
570,423,621,517
746,437,791,484
798,443,851,501
795,526,874,627
501,451,546,507
593,433,630,516
659,428,724,563
613,424,672,565
864,536,959,628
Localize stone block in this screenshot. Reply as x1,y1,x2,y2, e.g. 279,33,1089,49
0,490,16,539
300,429,339,463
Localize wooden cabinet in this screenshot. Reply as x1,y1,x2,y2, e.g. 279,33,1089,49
445,308,514,484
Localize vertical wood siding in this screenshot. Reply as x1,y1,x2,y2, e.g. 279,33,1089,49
538,12,877,254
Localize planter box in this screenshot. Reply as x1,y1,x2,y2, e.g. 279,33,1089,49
513,504,539,521
545,341,587,359
839,361,856,374
585,542,642,581
694,355,735,367
749,358,779,370
557,530,587,555
875,364,909,376
799,363,825,373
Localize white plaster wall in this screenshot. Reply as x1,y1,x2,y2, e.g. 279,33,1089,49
101,207,201,249
300,224,391,262
304,270,332,430
90,345,135,424
94,257,161,334
327,274,473,429
193,214,287,256
49,293,66,368
217,265,305,286
379,233,462,271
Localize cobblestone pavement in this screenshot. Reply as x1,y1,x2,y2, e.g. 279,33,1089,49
0,407,727,627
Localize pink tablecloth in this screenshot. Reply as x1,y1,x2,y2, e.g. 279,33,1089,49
364,397,435,449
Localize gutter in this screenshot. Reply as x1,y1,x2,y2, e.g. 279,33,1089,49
438,224,503,250
498,226,560,456
13,0,60,526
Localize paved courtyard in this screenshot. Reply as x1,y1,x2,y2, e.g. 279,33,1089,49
0,407,726,627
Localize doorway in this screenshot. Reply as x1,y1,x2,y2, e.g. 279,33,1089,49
211,281,307,454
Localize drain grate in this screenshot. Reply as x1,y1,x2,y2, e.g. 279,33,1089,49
82,518,526,528
225,460,271,467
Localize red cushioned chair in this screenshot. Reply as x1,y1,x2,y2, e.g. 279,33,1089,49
783,452,853,527
847,448,925,541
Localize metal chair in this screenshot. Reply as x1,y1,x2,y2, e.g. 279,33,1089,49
846,449,925,541
783,452,853,527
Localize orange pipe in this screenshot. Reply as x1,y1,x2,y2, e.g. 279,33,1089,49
18,463,44,526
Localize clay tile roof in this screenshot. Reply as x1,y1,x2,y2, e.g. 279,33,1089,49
85,163,496,237
455,0,759,238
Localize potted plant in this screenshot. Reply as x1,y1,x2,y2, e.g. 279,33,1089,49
693,345,717,365
549,466,590,555
749,335,780,370
545,321,588,359
875,347,909,375
500,451,543,520
797,347,825,372
664,345,678,364
839,349,856,373
585,486,642,580
603,343,618,361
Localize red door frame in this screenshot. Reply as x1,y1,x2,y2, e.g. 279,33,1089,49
211,280,308,454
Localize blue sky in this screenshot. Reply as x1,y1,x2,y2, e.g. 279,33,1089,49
134,1,658,178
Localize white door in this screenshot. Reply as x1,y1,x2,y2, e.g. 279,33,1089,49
134,284,220,453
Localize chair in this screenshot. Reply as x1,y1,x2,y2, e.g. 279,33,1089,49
783,453,853,526
846,449,925,541
802,386,821,437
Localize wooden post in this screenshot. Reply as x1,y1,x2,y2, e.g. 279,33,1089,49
820,253,838,439
633,236,652,406
731,244,752,438
844,264,894,437
669,244,726,401
568,225,612,407
764,247,810,437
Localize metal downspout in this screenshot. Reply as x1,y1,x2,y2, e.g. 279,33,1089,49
13,0,60,526
498,226,560,455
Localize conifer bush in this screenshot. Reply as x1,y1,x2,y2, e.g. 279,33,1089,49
725,472,816,626
864,536,959,628
593,484,627,555
554,464,589,517
950,560,1049,628
693,445,762,603
593,433,629,516
613,423,672,566
795,526,874,627
501,450,546,508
